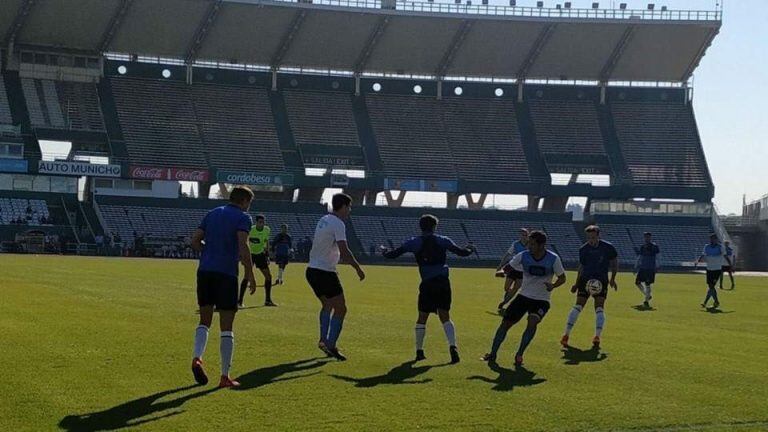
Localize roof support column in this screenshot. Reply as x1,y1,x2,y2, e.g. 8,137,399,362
600,82,606,105
516,23,556,81
185,0,223,63
186,64,193,85
599,25,635,83
4,0,36,52
517,81,524,103
271,69,278,91
436,80,442,101
353,16,389,74
99,0,133,53
270,9,307,71
354,74,361,96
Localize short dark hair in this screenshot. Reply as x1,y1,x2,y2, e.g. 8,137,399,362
419,214,439,232
643,232,652,236
585,225,600,234
255,215,265,222
229,186,254,205
331,193,352,211
281,223,288,229
710,233,718,239
519,228,529,234
528,230,547,245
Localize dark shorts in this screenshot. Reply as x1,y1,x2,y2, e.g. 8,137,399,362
306,267,344,299
274,255,290,266
706,270,722,285
197,270,239,311
635,269,656,285
721,266,733,273
251,253,269,270
503,295,551,324
575,276,609,298
418,276,451,313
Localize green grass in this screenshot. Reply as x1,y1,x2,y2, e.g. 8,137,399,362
1,255,767,432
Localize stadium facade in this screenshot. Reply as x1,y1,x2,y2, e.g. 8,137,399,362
1,0,739,268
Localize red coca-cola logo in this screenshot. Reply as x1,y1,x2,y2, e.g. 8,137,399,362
130,166,166,179
174,170,209,182
129,166,209,181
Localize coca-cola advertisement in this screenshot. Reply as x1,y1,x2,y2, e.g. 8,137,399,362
129,166,210,182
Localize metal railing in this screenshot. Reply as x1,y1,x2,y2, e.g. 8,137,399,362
269,0,722,21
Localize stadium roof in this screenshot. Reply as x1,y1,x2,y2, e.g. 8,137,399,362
1,0,721,83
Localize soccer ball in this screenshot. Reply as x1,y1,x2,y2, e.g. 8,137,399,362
586,279,603,295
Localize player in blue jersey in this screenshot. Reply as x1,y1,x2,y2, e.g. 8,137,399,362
695,234,732,308
495,228,529,313
272,224,293,285
483,231,566,367
561,225,618,350
381,214,476,364
189,186,256,388
719,240,735,290
634,232,661,308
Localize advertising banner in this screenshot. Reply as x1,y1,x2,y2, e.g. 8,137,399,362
129,166,210,182
38,160,121,177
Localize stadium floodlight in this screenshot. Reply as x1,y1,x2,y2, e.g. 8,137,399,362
565,2,571,8
592,2,599,8
536,1,543,7
509,0,516,5
647,3,655,10
482,0,488,5
619,3,627,9
661,5,667,11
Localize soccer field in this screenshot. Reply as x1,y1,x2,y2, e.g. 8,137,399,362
1,255,767,432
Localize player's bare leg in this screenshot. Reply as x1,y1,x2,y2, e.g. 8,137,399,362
260,266,276,306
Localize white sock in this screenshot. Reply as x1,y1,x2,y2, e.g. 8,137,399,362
645,284,652,301
220,331,234,376
278,268,284,280
565,305,583,336
442,321,456,347
193,325,209,359
636,283,646,297
415,324,426,350
595,307,605,337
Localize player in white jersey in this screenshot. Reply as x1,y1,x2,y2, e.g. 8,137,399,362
695,234,731,309
483,231,566,367
305,193,365,361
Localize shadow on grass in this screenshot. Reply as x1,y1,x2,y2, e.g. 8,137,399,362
468,362,546,392
702,307,734,314
631,304,657,312
561,345,608,365
331,360,448,388
233,357,330,390
58,384,216,432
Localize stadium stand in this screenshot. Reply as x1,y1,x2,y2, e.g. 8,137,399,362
366,94,456,180
191,83,285,172
110,77,208,168
283,90,360,148
0,198,51,225
611,101,710,187
0,75,13,124
443,97,530,182
529,98,607,157
56,81,106,131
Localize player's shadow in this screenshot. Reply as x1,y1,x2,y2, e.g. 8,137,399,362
632,304,657,312
561,346,608,365
468,362,546,392
702,307,734,314
58,384,216,432
234,357,330,390
331,360,446,388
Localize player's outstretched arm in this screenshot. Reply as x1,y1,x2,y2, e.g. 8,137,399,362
571,265,582,292
448,243,475,257
496,252,511,271
338,240,365,281
548,273,567,291
381,245,407,259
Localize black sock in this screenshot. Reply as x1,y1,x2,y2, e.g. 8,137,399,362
238,278,248,304
264,279,272,303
